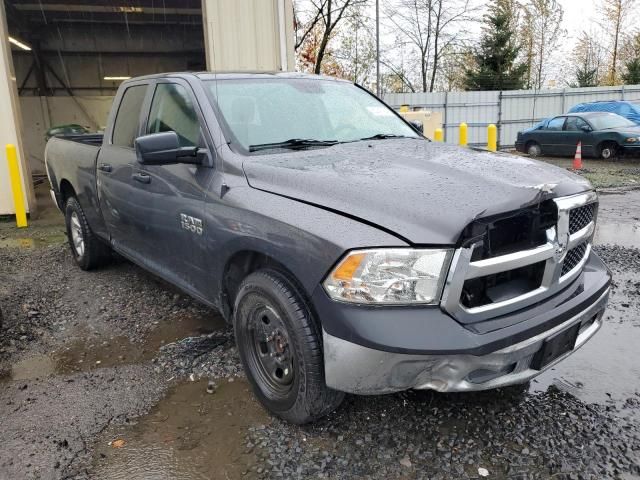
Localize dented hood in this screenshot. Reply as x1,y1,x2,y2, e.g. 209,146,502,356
242,139,592,245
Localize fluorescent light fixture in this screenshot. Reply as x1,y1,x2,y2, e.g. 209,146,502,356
104,76,131,81
8,36,31,51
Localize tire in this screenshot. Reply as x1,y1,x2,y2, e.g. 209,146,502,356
64,197,111,270
233,269,344,424
599,142,618,160
526,141,541,157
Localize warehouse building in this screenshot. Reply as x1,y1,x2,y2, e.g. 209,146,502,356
0,0,294,215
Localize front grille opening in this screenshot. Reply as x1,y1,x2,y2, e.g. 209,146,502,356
562,242,588,276
462,200,558,261
569,203,596,234
461,261,546,308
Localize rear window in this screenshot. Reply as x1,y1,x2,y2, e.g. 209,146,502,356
112,84,148,147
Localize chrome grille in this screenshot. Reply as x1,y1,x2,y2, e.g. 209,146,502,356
442,191,598,324
562,242,588,276
569,204,595,234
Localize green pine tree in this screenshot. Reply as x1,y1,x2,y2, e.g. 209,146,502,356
464,0,527,91
573,65,599,87
622,58,640,84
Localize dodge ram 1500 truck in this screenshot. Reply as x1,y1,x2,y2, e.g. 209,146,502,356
45,72,611,424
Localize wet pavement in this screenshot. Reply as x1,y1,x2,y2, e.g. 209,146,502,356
0,187,639,479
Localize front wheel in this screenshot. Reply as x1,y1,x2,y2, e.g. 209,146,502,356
599,142,619,160
64,197,111,270
234,269,344,424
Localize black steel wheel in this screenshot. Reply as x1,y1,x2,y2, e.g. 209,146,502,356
234,269,344,424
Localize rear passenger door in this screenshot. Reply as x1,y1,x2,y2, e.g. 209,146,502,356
131,79,216,293
98,82,151,255
563,116,594,156
539,116,567,155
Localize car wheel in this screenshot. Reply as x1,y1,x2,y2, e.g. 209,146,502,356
526,142,541,157
64,197,111,270
234,269,344,424
599,142,618,160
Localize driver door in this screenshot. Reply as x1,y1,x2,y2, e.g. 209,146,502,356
131,80,216,294
563,116,594,156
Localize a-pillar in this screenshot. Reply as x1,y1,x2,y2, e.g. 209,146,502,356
201,0,295,72
0,2,35,215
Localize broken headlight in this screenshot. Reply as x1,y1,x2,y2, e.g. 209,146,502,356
323,248,453,305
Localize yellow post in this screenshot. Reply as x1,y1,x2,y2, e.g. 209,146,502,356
459,122,468,147
399,104,410,113
434,128,444,142
6,144,28,228
487,124,497,152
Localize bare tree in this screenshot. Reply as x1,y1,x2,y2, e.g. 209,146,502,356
384,0,475,93
333,5,377,86
521,0,564,89
597,0,637,84
569,30,606,87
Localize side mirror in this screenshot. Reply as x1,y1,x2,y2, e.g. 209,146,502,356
135,131,201,165
409,120,424,134
580,125,592,133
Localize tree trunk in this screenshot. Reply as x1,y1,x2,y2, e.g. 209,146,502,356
429,0,442,92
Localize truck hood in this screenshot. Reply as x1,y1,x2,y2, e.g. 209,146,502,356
242,139,592,245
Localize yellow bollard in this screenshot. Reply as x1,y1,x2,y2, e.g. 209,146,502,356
399,104,410,113
6,144,28,228
459,122,468,147
434,128,444,142
487,124,497,152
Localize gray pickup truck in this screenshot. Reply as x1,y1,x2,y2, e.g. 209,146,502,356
45,72,611,424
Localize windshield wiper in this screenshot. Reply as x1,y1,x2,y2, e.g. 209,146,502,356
358,133,415,141
249,138,339,152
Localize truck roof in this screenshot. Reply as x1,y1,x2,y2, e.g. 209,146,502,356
123,71,350,83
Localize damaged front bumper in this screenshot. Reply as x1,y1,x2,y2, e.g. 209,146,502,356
320,252,611,395
323,287,608,394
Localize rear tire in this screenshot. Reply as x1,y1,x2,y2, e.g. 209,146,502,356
64,197,111,270
599,142,619,160
234,269,344,424
526,141,541,157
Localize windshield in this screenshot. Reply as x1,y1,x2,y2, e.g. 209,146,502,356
205,78,419,152
588,113,636,130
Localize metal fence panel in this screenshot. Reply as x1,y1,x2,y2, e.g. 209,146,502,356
383,84,640,148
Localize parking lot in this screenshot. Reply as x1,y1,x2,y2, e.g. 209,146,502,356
1,158,639,479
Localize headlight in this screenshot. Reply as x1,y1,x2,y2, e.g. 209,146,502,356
323,248,453,305
626,137,640,143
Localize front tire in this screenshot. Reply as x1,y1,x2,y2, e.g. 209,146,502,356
599,142,619,160
64,197,111,270
234,269,344,424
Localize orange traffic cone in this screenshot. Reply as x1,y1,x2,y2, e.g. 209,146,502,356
573,142,583,170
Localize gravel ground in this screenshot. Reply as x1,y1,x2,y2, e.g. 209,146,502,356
1,190,639,479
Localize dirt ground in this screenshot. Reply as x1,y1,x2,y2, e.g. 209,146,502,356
1,181,639,480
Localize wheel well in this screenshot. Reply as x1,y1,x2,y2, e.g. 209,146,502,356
221,250,306,321
525,140,539,149
59,180,76,205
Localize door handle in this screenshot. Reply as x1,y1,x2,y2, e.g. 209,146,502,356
132,173,151,184
98,163,112,173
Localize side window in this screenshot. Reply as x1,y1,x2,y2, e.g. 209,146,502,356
565,117,588,131
546,117,565,131
112,85,148,147
148,83,201,147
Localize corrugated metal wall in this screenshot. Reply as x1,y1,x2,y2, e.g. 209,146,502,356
384,85,640,147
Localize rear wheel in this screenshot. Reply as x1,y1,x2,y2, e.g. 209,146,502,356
234,269,344,424
526,141,541,157
64,197,111,270
599,142,619,160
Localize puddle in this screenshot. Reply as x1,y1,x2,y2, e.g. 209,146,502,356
532,320,640,404
4,313,226,381
90,379,268,480
595,223,640,248
0,235,67,249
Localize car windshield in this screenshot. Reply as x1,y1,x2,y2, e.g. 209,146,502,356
588,113,636,130
205,78,419,153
